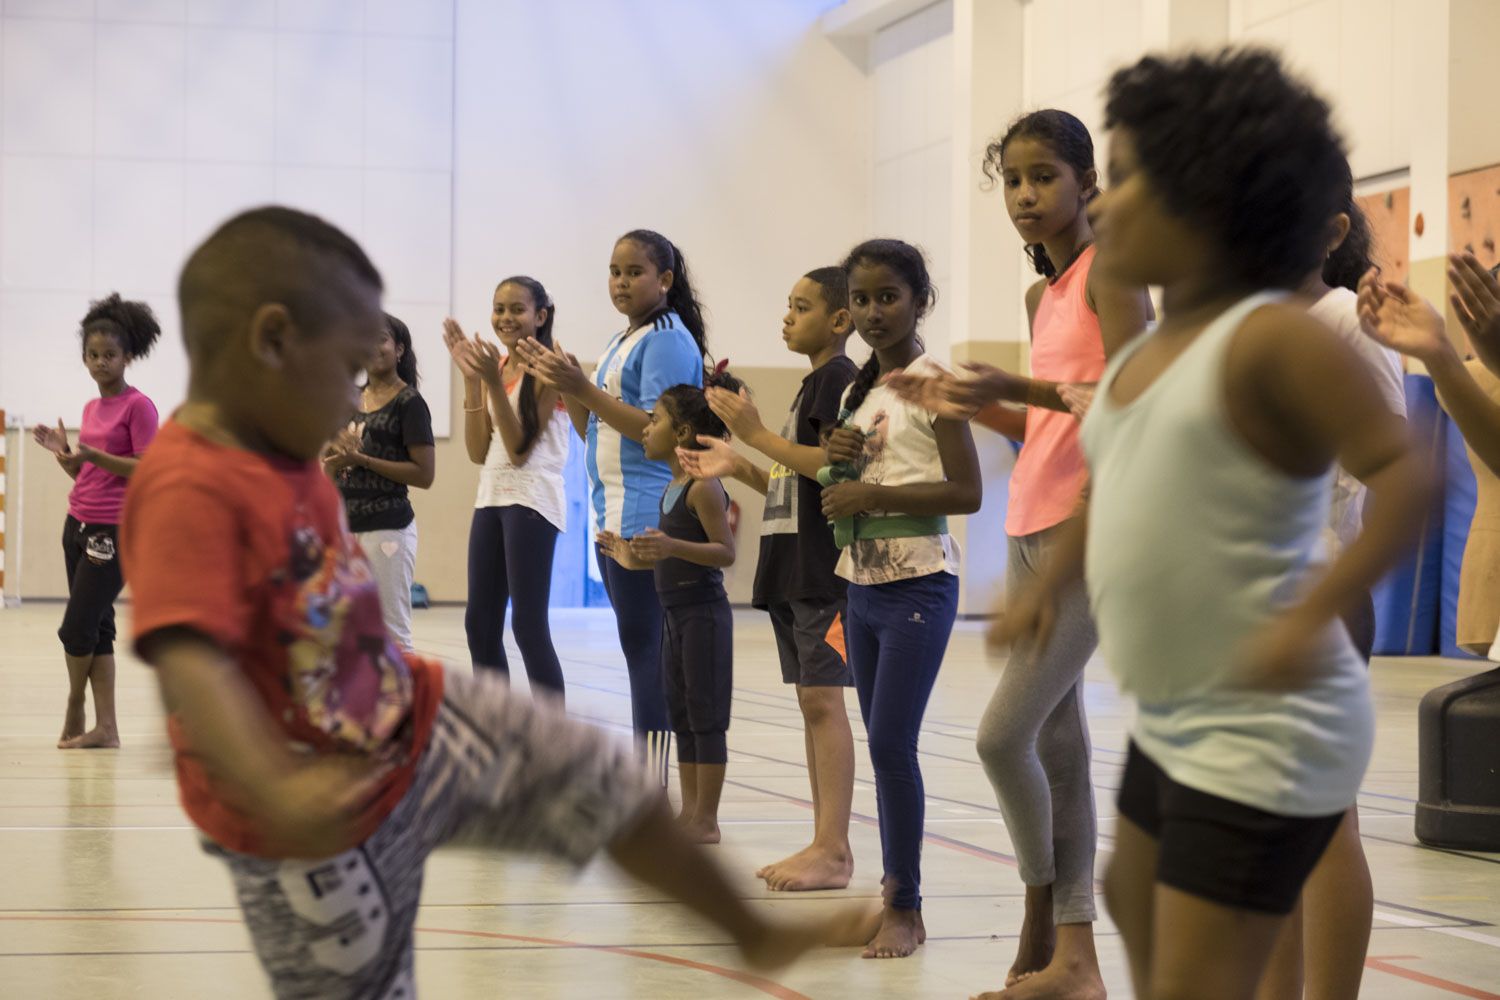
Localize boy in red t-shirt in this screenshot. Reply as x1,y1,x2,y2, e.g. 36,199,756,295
123,207,870,999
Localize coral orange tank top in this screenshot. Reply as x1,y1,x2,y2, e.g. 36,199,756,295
1005,244,1106,537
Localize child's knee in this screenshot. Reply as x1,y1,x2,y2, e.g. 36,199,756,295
796,685,843,725
866,729,916,775
974,712,1026,768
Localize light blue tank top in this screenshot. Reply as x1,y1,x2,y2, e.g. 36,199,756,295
1081,291,1373,816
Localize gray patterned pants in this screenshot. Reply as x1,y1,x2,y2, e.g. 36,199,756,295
206,666,662,999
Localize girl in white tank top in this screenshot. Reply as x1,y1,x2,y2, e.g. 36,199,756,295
444,277,570,701
998,49,1431,1000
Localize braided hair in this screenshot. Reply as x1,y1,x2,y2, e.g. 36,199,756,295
497,275,556,454
80,293,161,359
839,239,936,418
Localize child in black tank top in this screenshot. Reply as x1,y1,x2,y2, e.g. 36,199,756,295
597,367,741,845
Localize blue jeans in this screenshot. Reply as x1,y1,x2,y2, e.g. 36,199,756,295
846,571,959,911
597,547,670,734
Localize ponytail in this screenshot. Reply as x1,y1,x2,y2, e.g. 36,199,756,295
618,229,709,361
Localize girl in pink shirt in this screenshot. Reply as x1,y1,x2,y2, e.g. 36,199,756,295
32,293,160,749
894,111,1151,998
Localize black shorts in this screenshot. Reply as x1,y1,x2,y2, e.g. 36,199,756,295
662,599,733,765
1117,741,1344,915
767,598,850,687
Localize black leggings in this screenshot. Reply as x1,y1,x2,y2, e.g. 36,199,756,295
465,506,565,696
58,516,123,657
597,545,670,734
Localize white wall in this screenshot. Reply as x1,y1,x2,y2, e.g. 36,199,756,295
0,0,457,435
447,0,872,372
870,0,952,359
1230,0,1416,181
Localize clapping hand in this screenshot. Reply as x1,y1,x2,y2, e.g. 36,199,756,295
514,337,588,395
1357,267,1449,364
677,436,739,480
1450,252,1500,374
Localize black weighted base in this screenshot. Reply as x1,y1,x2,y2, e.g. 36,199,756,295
1416,665,1500,851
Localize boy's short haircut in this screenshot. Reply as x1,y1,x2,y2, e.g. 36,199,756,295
803,266,849,314
177,205,384,361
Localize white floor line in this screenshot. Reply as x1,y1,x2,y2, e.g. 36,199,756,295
1374,908,1500,949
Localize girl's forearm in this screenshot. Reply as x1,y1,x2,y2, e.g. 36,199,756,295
462,379,491,465
83,449,140,477
356,455,434,489
484,377,534,467
973,403,1028,440
864,481,981,517
579,384,651,441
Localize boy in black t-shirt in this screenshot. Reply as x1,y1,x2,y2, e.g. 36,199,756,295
678,268,858,891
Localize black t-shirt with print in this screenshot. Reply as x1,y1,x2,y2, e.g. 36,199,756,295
751,356,858,608
339,385,434,533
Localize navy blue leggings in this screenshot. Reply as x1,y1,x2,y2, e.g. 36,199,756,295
597,546,670,734
845,571,959,911
465,506,565,697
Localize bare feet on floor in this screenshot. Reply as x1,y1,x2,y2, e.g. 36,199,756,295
862,905,926,959
58,698,86,748
1007,899,1055,986
58,726,119,750
757,845,854,891
972,957,1108,1000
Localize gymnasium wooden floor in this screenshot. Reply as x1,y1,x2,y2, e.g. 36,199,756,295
2,603,1498,999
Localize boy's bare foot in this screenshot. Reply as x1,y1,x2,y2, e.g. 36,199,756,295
58,698,86,747
740,902,882,971
59,726,120,750
1007,889,1055,985
972,957,1108,999
861,905,925,959
760,846,853,891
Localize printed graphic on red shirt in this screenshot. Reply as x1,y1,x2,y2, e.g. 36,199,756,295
277,515,413,755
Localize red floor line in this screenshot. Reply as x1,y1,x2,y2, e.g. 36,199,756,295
0,914,810,999
1366,955,1500,999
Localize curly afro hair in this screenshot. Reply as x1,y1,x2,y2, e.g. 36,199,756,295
80,292,162,359
1103,47,1348,290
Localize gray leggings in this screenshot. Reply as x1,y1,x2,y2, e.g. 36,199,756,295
976,525,1098,925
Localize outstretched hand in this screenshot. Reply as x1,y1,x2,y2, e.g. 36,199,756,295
705,386,763,440
1058,383,1096,420
888,362,1019,421
442,318,483,381
1357,267,1449,364
678,436,739,480
32,418,69,455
